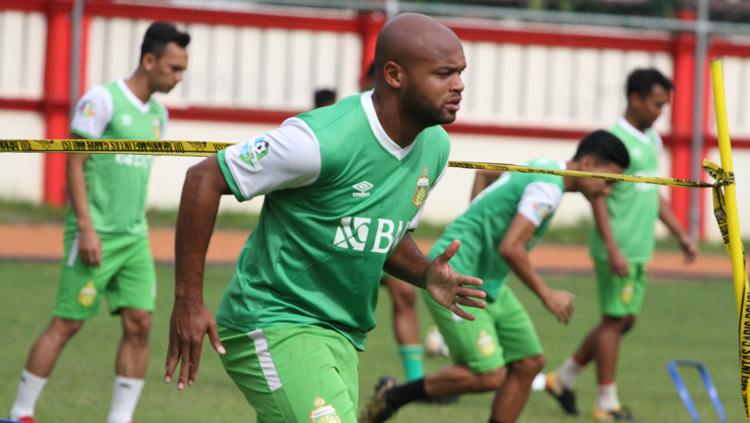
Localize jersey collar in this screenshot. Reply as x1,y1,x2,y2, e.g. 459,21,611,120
617,117,651,145
360,90,415,161
117,79,151,114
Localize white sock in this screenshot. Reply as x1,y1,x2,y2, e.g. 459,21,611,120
107,376,145,423
557,357,582,389
10,369,48,419
596,382,621,411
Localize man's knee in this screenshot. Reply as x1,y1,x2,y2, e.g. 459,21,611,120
508,355,545,378
620,316,636,333
122,309,152,342
603,315,636,334
49,317,84,341
471,367,507,392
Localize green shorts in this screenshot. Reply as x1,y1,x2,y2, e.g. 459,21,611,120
53,232,156,320
595,260,647,317
422,286,542,373
219,325,359,423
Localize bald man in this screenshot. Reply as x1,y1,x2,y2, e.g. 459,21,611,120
163,13,485,422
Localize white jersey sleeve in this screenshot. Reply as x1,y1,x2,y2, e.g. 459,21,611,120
70,85,113,138
221,117,321,200
516,181,563,227
408,166,448,231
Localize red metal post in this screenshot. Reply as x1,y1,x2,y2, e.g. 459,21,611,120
669,10,696,234
42,0,88,206
42,0,72,206
357,11,385,88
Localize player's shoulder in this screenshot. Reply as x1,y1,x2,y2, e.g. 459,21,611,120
524,159,563,183
297,94,362,133
81,83,114,103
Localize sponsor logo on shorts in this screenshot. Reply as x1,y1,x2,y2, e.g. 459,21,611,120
78,281,97,307
477,330,496,357
239,136,270,171
310,397,341,423
620,281,634,304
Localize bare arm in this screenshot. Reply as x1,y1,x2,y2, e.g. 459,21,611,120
385,234,485,320
66,136,102,266
165,156,230,390
499,213,574,323
470,170,502,200
591,195,629,276
658,194,698,262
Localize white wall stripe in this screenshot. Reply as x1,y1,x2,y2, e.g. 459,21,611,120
248,329,282,392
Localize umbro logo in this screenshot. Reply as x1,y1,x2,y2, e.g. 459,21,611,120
352,181,373,198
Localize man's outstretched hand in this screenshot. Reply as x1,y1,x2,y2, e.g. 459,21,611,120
425,240,486,321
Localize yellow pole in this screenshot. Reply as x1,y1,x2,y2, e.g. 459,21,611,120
710,59,748,312
710,58,750,420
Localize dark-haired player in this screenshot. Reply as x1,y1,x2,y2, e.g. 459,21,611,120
9,22,189,423
546,68,697,421
362,130,630,423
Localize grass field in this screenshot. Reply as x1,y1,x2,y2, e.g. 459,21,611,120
0,260,743,422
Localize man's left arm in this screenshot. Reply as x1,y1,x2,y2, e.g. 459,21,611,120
658,194,698,262
384,233,485,320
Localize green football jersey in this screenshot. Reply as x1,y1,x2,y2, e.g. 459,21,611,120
67,79,167,235
589,119,661,263
215,92,450,350
429,160,565,302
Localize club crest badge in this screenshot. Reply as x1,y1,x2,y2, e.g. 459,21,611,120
412,168,430,208
310,397,341,423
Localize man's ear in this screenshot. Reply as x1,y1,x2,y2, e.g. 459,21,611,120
383,60,405,89
578,155,596,171
141,52,157,72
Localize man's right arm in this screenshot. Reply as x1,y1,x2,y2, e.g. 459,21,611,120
67,86,112,266
591,195,629,276
66,148,101,266
165,156,229,390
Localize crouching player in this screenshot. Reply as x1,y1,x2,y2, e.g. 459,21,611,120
360,130,630,423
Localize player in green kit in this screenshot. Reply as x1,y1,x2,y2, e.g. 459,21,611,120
163,13,486,423
9,23,189,423
546,69,698,421
360,130,630,423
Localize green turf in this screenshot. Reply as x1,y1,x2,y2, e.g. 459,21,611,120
0,260,743,422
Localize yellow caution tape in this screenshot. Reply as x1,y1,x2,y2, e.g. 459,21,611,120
0,139,232,157
449,160,718,188
0,138,727,189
